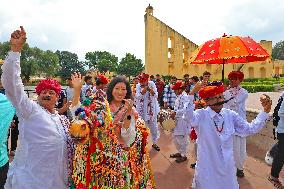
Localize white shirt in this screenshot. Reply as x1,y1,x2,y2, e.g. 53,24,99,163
1,52,69,189
65,86,74,102
223,86,248,119
135,81,160,121
173,92,190,135
184,98,269,189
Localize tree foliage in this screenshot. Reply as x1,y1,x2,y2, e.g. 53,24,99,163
0,42,59,82
85,51,118,73
272,40,284,60
117,53,144,78
56,50,86,79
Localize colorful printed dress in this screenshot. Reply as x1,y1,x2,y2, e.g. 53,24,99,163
69,92,155,189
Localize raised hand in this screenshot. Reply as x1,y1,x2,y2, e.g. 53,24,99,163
70,72,84,108
10,26,27,52
71,72,84,90
260,94,272,113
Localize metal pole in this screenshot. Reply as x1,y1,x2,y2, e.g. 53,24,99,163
222,59,225,82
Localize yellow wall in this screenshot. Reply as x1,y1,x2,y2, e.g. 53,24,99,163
144,5,278,80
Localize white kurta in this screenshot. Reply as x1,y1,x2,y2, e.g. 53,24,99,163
135,81,160,144
173,92,190,135
224,86,249,170
1,52,69,189
223,86,248,120
184,99,269,189
135,81,160,120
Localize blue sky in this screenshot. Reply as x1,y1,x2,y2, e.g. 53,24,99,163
0,0,283,62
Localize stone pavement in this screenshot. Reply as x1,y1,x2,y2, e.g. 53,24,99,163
149,129,284,189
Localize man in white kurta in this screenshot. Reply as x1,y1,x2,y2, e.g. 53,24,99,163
184,82,271,189
1,27,76,189
170,81,190,163
223,71,248,177
135,73,160,151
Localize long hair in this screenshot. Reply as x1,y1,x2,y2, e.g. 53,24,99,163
106,76,132,103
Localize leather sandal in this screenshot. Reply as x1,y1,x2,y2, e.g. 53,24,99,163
152,144,160,151
175,156,187,163
170,153,181,158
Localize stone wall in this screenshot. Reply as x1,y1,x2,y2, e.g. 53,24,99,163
246,108,276,159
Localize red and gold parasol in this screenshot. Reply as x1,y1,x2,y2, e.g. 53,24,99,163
189,34,270,80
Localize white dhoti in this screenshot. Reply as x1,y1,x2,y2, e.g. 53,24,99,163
145,117,160,144
173,135,189,157
233,135,247,170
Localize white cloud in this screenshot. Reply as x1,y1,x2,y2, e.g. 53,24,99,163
0,0,283,62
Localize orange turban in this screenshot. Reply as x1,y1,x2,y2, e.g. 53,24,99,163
199,82,225,100
228,71,244,81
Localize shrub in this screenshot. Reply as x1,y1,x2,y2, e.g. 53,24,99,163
242,85,274,93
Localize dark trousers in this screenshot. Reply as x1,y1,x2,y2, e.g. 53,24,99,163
271,133,284,178
10,124,19,151
8,116,19,152
0,162,9,189
269,141,279,158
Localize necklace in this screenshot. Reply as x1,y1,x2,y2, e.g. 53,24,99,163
213,117,224,133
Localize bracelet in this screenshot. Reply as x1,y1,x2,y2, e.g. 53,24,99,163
126,115,131,120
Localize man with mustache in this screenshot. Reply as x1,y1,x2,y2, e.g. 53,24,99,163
184,82,272,189
1,26,83,189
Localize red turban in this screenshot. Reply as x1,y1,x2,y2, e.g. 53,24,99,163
171,81,183,90
96,75,109,84
138,73,149,83
35,79,62,95
199,84,225,100
228,71,244,81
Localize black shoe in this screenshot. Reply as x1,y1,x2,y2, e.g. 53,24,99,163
190,163,196,169
236,169,244,178
175,156,187,163
170,153,181,158
152,144,160,151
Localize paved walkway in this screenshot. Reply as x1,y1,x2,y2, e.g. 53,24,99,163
150,129,284,189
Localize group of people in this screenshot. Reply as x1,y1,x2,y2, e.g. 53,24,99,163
0,26,282,189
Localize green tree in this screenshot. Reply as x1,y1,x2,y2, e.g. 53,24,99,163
117,53,144,79
0,42,39,83
85,51,118,72
272,40,284,60
56,50,85,79
37,49,60,77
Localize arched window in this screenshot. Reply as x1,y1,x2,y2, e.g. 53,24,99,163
248,67,254,78
260,67,266,78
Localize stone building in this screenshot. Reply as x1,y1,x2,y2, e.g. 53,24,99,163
144,4,283,80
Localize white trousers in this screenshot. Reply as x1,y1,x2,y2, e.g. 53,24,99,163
173,135,189,157
233,135,247,170
145,117,160,144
